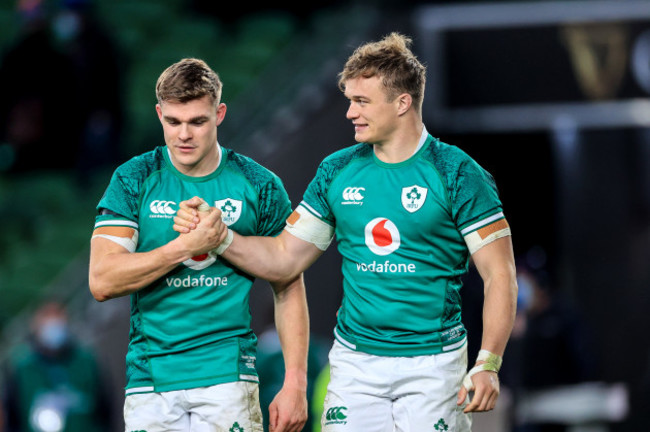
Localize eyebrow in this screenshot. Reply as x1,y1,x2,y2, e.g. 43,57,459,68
348,94,370,102
163,115,209,123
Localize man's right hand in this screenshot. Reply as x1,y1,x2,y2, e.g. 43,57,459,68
173,196,206,233
172,197,228,256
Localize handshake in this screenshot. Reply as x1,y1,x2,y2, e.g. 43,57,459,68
173,196,234,257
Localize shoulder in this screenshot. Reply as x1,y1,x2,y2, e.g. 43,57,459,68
112,147,165,183
316,143,371,181
321,143,370,166
423,138,477,172
99,148,166,214
422,138,492,184
224,148,274,177
223,148,281,184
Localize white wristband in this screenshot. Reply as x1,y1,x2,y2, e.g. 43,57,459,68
210,228,233,256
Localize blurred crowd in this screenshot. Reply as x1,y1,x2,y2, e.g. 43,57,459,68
0,301,113,432
0,0,124,186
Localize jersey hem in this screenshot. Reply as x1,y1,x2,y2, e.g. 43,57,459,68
124,373,258,395
334,327,467,357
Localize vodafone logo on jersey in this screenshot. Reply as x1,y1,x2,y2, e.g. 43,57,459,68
183,252,217,270
364,217,400,256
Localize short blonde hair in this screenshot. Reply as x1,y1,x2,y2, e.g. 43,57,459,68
338,32,426,113
155,58,222,105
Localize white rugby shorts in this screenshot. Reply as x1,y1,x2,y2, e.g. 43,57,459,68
124,381,263,432
321,340,472,432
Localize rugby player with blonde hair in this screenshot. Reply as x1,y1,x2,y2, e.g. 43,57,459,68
176,33,517,431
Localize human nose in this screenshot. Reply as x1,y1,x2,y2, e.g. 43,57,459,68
179,123,192,141
346,103,358,120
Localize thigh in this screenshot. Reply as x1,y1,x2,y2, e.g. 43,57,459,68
321,342,393,432
393,345,472,432
187,382,263,432
124,391,189,432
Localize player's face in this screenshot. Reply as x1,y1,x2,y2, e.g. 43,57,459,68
156,95,226,176
343,76,400,145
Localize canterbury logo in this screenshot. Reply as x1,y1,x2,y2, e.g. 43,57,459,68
149,200,177,215
342,187,365,204
325,406,348,421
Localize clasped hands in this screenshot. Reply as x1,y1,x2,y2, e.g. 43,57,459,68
173,197,229,256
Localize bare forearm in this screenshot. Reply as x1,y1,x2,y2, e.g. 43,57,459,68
89,240,191,301
223,232,317,282
272,276,309,392
481,270,517,356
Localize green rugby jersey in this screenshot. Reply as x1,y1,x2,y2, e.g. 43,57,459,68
301,132,505,356
94,145,291,393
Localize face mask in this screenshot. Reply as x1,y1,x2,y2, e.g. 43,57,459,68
37,320,69,351
52,11,81,43
516,274,534,312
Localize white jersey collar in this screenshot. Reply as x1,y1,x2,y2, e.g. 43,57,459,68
413,125,429,156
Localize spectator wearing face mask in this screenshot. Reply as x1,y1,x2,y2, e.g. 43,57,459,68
1,301,112,432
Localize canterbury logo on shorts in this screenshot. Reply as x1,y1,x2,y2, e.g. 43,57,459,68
324,406,348,425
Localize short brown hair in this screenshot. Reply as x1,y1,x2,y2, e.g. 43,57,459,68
338,32,426,113
155,58,222,105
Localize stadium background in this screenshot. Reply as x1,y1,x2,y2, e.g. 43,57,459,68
0,0,648,431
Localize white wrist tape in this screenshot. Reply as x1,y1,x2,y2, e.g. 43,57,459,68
210,228,233,256
462,350,502,391
477,349,503,370
198,201,210,212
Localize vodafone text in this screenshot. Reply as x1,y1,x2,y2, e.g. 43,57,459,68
356,260,416,273
165,275,228,287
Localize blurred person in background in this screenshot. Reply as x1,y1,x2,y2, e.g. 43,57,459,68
0,0,123,183
174,32,518,432
0,0,75,173
0,300,112,432
50,0,124,186
504,257,599,432
88,58,308,432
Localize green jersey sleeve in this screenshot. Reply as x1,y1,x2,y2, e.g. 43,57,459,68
431,144,504,233
96,150,162,224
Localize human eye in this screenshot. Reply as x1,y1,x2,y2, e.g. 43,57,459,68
190,117,208,126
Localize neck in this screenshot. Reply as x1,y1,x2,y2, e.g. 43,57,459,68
170,141,221,177
373,119,424,163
